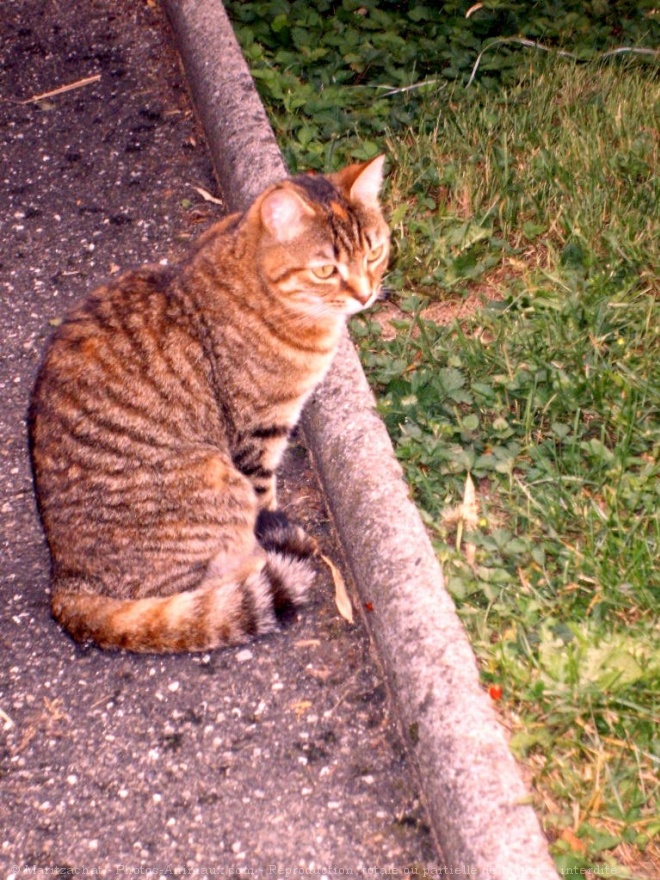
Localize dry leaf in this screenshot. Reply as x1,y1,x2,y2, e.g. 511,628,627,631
465,3,483,18
462,472,478,528
306,667,332,684
462,473,478,567
0,707,14,731
192,185,223,205
320,553,353,624
21,74,101,105
559,828,588,855
290,699,312,719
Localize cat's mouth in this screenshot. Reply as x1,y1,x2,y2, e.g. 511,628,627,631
343,290,379,315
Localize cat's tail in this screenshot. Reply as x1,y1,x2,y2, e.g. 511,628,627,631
51,516,315,653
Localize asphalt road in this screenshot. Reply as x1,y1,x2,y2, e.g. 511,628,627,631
0,0,438,874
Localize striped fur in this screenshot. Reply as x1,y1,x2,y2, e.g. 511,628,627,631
29,156,390,653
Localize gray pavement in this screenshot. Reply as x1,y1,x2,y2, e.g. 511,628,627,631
0,1,437,873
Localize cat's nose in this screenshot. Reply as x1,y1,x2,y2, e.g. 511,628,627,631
348,275,373,306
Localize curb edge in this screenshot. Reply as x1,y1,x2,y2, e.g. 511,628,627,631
161,3,559,876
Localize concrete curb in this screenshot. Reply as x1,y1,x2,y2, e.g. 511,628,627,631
161,2,559,877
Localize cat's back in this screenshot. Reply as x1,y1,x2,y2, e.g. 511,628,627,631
37,263,194,380
30,262,220,480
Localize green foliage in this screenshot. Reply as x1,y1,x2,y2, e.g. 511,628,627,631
225,0,659,170
363,278,660,616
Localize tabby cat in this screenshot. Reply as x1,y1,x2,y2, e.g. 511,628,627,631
29,156,390,653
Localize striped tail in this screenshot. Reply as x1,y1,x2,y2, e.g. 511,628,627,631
51,514,316,653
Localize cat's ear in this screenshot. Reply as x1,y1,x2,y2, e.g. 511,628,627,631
259,186,315,242
334,155,386,208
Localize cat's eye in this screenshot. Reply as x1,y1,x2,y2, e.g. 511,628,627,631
312,264,336,279
367,244,385,263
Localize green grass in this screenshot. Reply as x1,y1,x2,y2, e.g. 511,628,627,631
356,60,660,878
224,3,660,874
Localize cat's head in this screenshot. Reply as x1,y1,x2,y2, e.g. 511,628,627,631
255,156,390,318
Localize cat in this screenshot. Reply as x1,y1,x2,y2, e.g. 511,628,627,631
28,155,390,653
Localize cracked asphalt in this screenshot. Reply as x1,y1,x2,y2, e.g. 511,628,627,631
0,0,439,874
